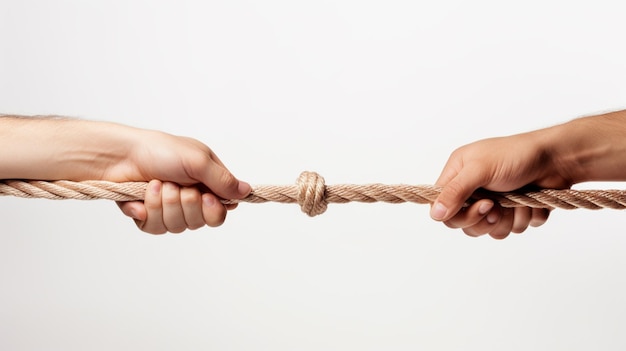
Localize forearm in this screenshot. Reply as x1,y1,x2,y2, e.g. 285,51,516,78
0,115,138,180
542,109,626,184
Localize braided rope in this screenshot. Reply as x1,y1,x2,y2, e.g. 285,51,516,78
2,171,626,216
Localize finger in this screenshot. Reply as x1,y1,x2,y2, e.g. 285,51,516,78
511,207,532,233
530,208,551,227
443,199,494,229
180,187,206,230
463,225,488,237
202,193,228,227
141,180,167,234
488,207,514,240
116,201,147,222
461,207,502,237
434,156,463,186
194,162,251,200
161,182,187,234
431,165,489,222
196,187,238,210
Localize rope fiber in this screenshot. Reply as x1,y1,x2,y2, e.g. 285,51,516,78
2,171,626,216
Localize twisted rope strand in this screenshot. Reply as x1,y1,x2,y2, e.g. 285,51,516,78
2,171,626,216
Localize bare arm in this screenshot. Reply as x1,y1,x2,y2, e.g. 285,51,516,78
0,115,251,234
430,109,626,239
0,115,136,181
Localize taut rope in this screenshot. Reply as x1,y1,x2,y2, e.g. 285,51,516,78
2,171,626,216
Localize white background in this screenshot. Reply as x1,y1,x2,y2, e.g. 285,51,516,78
2,1,626,350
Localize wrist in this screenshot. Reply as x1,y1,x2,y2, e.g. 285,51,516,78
56,119,140,181
545,110,626,184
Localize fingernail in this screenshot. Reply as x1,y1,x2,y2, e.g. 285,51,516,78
486,211,499,224
203,194,216,207
478,201,494,215
150,181,162,195
430,202,448,221
238,181,252,196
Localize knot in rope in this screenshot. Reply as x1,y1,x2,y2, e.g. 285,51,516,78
5,171,626,214
296,171,328,216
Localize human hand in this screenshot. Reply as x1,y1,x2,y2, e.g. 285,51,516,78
109,130,250,234
430,131,571,239
430,110,626,239
117,180,239,234
0,117,250,234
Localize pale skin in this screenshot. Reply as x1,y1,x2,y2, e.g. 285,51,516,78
4,111,626,237
0,115,251,234
430,109,626,239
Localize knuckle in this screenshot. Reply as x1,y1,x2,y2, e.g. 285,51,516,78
219,171,239,190
144,196,161,209
444,180,466,199
180,188,201,205
162,196,179,207
161,183,180,206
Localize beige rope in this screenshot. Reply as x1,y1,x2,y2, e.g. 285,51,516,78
2,171,626,216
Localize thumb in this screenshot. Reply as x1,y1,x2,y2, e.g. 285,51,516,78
430,166,486,222
199,163,252,200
